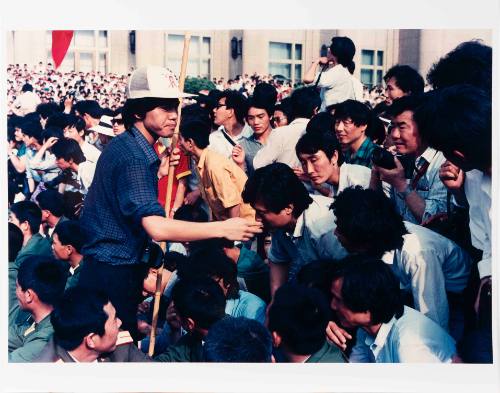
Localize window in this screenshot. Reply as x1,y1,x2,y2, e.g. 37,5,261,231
166,34,211,79
46,30,109,72
268,41,303,84
360,49,384,88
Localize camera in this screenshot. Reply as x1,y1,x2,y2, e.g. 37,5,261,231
371,146,414,179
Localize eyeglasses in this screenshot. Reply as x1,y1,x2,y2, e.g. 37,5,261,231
111,118,124,125
272,116,286,123
215,103,227,109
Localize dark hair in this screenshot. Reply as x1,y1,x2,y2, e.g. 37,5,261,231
414,85,491,171
64,114,86,132
173,203,209,223
329,36,356,70
331,255,404,324
20,121,43,144
383,65,424,95
242,163,313,218
17,255,68,307
22,83,33,92
220,90,248,124
51,287,110,351
274,97,292,121
122,97,179,129
10,200,42,234
42,126,64,141
179,119,211,149
8,222,24,262
51,138,86,164
180,246,239,299
171,277,226,330
426,40,492,96
384,94,424,119
46,113,71,130
268,283,331,355
36,190,65,217
296,128,343,164
53,220,85,253
250,82,278,117
305,112,335,136
36,102,61,120
246,96,274,118
330,187,407,257
333,100,384,143
296,259,337,298
73,100,103,119
290,86,320,120
204,316,272,362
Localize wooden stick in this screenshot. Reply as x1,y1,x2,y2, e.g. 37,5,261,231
148,32,191,357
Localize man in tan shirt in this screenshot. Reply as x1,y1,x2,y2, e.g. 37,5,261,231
179,118,255,221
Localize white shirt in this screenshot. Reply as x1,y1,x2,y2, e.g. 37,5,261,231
316,64,355,111
253,118,309,170
391,147,448,224
326,163,372,197
13,91,41,116
208,124,253,158
351,75,364,102
80,141,101,164
382,221,472,330
349,306,456,363
268,194,348,281
77,161,96,194
464,170,491,278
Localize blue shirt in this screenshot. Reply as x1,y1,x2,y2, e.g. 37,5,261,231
225,290,266,324
80,126,165,265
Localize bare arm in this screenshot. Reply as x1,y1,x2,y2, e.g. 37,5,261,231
303,59,321,84
170,178,187,217
8,153,27,173
142,215,262,243
269,262,289,298
227,204,241,219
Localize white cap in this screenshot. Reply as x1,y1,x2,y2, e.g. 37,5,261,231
126,65,195,99
89,115,115,137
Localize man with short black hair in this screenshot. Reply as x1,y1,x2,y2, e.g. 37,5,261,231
35,287,150,362
370,95,448,224
12,83,41,116
330,255,458,363
268,283,345,363
63,113,101,163
209,89,252,158
36,189,67,237
204,316,272,362
383,65,425,106
331,187,471,333
242,163,347,296
9,255,68,362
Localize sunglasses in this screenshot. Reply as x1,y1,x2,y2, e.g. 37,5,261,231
215,103,227,109
111,118,124,125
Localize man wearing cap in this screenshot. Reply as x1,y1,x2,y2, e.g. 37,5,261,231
78,66,262,340
87,115,115,151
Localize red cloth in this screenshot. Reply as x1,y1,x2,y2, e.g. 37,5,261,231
52,31,74,69
154,140,191,211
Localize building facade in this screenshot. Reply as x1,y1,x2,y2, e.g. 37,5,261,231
6,29,492,87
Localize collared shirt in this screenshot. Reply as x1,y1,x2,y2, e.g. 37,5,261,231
464,169,491,278
196,148,255,221
316,64,356,111
349,306,456,363
325,163,372,197
268,194,348,282
381,221,472,330
391,147,448,224
253,118,309,170
80,126,165,265
239,133,265,177
208,124,253,158
342,137,376,169
26,150,60,182
77,160,96,194
225,290,266,324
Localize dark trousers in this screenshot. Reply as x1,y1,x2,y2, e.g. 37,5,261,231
77,256,145,341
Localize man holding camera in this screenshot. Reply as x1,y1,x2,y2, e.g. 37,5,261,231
369,95,447,225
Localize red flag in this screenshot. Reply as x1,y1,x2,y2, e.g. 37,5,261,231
51,31,74,69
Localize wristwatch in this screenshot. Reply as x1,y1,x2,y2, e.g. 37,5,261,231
396,184,413,199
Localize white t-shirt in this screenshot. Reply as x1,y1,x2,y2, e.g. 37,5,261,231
316,64,355,111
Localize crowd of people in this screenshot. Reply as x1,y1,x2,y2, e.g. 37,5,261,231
7,36,492,365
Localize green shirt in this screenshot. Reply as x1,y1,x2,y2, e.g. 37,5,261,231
65,262,83,291
343,137,376,169
154,333,204,362
8,308,54,363
306,341,347,363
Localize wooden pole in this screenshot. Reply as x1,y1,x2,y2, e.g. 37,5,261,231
148,32,191,356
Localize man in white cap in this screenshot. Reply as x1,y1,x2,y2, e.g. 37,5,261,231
87,115,115,151
78,66,262,340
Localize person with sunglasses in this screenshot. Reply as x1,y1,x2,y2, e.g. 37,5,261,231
111,108,126,136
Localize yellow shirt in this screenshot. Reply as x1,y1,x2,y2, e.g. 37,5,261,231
196,148,255,221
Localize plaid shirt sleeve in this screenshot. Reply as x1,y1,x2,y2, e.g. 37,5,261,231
116,158,165,226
